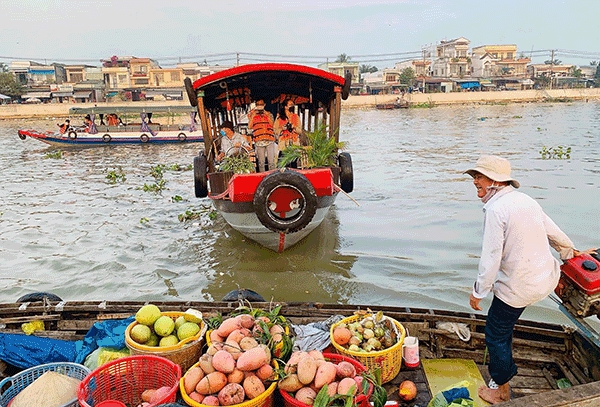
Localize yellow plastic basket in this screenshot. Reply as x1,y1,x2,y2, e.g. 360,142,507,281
179,360,278,407
125,311,207,371
330,314,406,384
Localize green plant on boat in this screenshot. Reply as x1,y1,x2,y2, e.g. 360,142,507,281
219,152,255,174
142,179,167,194
44,150,63,159
278,124,346,168
106,167,126,184
539,145,571,160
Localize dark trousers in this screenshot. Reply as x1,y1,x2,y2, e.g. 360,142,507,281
485,296,525,385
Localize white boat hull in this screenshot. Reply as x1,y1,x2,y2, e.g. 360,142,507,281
220,205,332,252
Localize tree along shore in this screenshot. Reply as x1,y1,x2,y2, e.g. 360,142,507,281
1,88,599,120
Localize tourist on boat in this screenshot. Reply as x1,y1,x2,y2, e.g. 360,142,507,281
57,119,70,134
217,120,250,161
464,155,597,404
248,99,277,172
274,98,302,151
83,115,93,132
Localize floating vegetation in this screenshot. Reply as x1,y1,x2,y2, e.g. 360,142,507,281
140,217,150,224
512,115,522,119
540,145,571,160
178,206,217,222
411,100,435,109
44,150,63,159
142,179,167,194
171,195,183,203
106,167,126,184
150,163,192,179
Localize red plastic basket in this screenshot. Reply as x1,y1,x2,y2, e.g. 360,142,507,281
279,352,373,407
77,355,181,407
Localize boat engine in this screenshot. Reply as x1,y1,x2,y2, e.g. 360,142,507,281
555,250,600,319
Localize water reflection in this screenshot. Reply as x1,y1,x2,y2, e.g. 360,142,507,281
200,208,358,303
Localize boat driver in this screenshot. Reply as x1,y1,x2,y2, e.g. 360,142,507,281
217,121,250,161
248,100,277,172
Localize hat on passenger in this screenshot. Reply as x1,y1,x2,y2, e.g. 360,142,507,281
464,155,520,188
219,120,234,130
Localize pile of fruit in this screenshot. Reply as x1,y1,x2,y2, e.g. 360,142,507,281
278,350,373,406
332,311,399,353
182,311,284,406
129,304,203,347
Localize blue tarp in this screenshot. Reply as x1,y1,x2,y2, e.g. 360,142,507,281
0,316,134,369
459,81,480,89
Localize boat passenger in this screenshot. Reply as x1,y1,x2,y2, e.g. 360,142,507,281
107,113,121,126
464,155,597,405
217,121,250,161
248,100,277,172
83,115,93,133
57,119,70,134
274,98,302,152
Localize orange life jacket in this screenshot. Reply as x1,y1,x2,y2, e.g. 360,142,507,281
249,112,275,142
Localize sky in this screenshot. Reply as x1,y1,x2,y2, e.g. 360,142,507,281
1,0,599,69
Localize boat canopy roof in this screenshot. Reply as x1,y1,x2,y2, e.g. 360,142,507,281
192,63,347,111
69,105,196,115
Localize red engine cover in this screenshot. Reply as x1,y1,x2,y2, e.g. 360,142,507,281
559,254,600,295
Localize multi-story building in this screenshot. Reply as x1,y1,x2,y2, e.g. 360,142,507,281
318,62,359,85
431,37,470,78
471,45,530,78
9,61,66,101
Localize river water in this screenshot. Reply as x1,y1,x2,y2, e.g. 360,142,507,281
1,102,599,326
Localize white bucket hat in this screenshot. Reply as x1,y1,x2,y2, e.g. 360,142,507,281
464,155,520,188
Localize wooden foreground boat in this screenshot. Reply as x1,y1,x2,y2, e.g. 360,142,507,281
1,299,599,406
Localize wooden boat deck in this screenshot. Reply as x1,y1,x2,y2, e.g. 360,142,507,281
1,300,599,406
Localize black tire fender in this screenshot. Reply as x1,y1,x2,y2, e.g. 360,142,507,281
342,72,352,100
184,77,198,107
193,153,208,198
102,134,111,143
68,131,78,140
140,134,149,143
253,171,317,233
338,152,353,193
17,292,63,303
178,132,187,142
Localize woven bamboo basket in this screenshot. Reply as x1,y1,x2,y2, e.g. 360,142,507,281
125,311,207,372
330,314,406,384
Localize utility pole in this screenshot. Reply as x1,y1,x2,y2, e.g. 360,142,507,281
236,53,240,67
549,49,555,90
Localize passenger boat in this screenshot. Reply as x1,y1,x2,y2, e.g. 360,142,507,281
0,286,599,406
17,105,203,146
187,63,354,252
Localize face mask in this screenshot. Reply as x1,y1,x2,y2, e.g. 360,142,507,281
220,129,226,137
256,106,264,111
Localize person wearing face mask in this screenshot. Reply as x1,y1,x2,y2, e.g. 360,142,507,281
217,120,250,161
464,155,597,404
274,98,302,152
248,99,276,172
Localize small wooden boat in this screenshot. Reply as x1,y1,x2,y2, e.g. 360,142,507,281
375,98,409,110
1,293,599,406
17,105,204,146
188,63,354,252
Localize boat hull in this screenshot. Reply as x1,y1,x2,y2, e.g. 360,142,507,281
214,195,336,252
17,129,203,146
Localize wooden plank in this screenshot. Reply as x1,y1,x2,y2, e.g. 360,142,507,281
556,359,581,386
543,367,560,390
499,381,600,407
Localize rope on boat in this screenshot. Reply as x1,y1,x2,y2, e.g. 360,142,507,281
333,183,360,206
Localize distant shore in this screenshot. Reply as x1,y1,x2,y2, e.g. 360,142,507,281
1,88,599,120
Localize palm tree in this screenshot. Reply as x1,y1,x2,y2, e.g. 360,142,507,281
336,54,351,63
